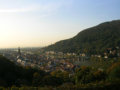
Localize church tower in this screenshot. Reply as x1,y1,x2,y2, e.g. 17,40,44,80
18,47,21,56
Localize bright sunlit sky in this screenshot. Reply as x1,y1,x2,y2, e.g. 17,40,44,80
0,0,120,48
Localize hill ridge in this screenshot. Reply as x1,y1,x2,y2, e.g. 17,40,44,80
45,20,120,54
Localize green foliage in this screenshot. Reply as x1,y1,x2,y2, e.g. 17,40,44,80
0,55,46,87
1,55,120,89
32,72,42,86
11,87,19,90
75,66,92,84
0,87,5,90
45,20,120,54
107,62,120,80
51,71,70,82
75,66,107,84
0,55,21,86
57,81,120,90
42,75,63,86
93,70,106,81
19,87,38,90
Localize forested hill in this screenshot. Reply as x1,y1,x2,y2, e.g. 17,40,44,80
0,55,45,87
45,20,120,54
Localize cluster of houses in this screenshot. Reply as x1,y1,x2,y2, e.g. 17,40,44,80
2,46,120,73
4,48,86,73
104,46,120,58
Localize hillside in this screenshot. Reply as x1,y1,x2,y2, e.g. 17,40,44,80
45,20,120,54
0,55,21,86
0,55,45,86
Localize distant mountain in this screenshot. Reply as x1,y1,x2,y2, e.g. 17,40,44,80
45,20,120,54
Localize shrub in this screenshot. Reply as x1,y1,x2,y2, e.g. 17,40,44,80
0,87,5,90
107,62,120,80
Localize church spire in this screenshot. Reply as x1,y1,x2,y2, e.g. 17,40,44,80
18,47,21,56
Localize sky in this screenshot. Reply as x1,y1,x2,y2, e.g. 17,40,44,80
0,0,120,48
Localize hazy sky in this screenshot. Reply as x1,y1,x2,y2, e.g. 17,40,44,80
0,0,120,48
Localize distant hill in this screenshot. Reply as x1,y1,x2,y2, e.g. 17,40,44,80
45,20,120,54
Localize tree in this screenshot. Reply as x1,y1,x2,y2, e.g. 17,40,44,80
51,71,69,82
42,75,62,86
107,62,120,80
75,66,92,84
32,72,42,86
93,70,106,81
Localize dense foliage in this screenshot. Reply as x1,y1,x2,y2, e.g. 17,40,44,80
0,55,70,87
0,55,120,89
45,20,120,54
